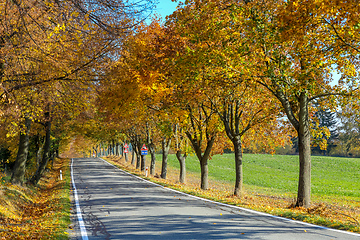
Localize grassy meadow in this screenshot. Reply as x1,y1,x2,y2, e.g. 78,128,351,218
155,153,360,200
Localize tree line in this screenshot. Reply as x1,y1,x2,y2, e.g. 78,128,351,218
1,0,359,210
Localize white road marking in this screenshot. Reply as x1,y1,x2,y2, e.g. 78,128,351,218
99,157,360,238
71,158,89,240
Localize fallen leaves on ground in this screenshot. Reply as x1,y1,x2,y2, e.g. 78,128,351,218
0,158,70,240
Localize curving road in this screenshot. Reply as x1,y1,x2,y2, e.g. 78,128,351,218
69,157,360,240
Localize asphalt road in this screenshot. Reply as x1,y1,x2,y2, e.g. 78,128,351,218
69,157,360,240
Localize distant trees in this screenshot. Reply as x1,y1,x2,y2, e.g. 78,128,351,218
311,106,339,156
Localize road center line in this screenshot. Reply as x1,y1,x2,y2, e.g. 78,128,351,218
71,158,89,240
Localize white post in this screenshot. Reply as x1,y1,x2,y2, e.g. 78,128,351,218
145,167,148,177
60,170,63,180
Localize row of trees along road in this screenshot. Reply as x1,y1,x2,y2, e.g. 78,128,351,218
2,0,358,210
0,0,157,185
89,0,360,209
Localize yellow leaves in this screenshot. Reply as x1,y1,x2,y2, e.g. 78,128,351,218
0,158,70,239
72,11,79,18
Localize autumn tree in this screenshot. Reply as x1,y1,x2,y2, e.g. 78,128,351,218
1,0,157,185
167,1,288,195
235,0,359,207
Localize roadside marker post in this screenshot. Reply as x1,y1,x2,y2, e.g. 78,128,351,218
60,170,62,180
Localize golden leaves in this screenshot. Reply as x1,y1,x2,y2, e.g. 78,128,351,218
0,158,70,239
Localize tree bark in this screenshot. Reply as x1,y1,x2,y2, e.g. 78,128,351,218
219,100,246,197
233,136,243,196
149,143,156,175
115,142,119,156
161,137,171,179
141,154,146,171
131,143,136,165
186,132,215,190
36,135,45,169
136,142,141,169
295,93,311,208
200,158,209,190
176,150,187,183
30,113,51,185
11,117,31,185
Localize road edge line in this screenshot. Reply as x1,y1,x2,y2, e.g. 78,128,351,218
71,158,89,240
99,157,360,237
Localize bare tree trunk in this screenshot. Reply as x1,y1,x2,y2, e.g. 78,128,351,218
186,132,215,190
200,158,209,190
146,124,156,175
295,93,311,208
233,136,243,196
115,142,119,156
30,112,51,185
176,150,186,183
131,143,136,165
136,142,141,169
149,143,156,175
11,117,31,185
36,135,45,169
161,137,171,179
141,154,146,171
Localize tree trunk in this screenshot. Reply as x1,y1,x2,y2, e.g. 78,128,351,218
131,144,136,165
149,143,156,175
36,136,45,169
186,132,215,190
115,142,119,156
125,152,128,162
233,136,243,197
140,154,146,171
30,114,51,185
200,158,209,190
161,137,171,179
11,117,31,185
136,142,141,169
176,150,186,183
295,94,311,208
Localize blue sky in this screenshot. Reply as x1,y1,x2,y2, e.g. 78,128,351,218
154,0,179,20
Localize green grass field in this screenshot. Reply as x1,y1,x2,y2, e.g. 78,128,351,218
155,153,360,200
